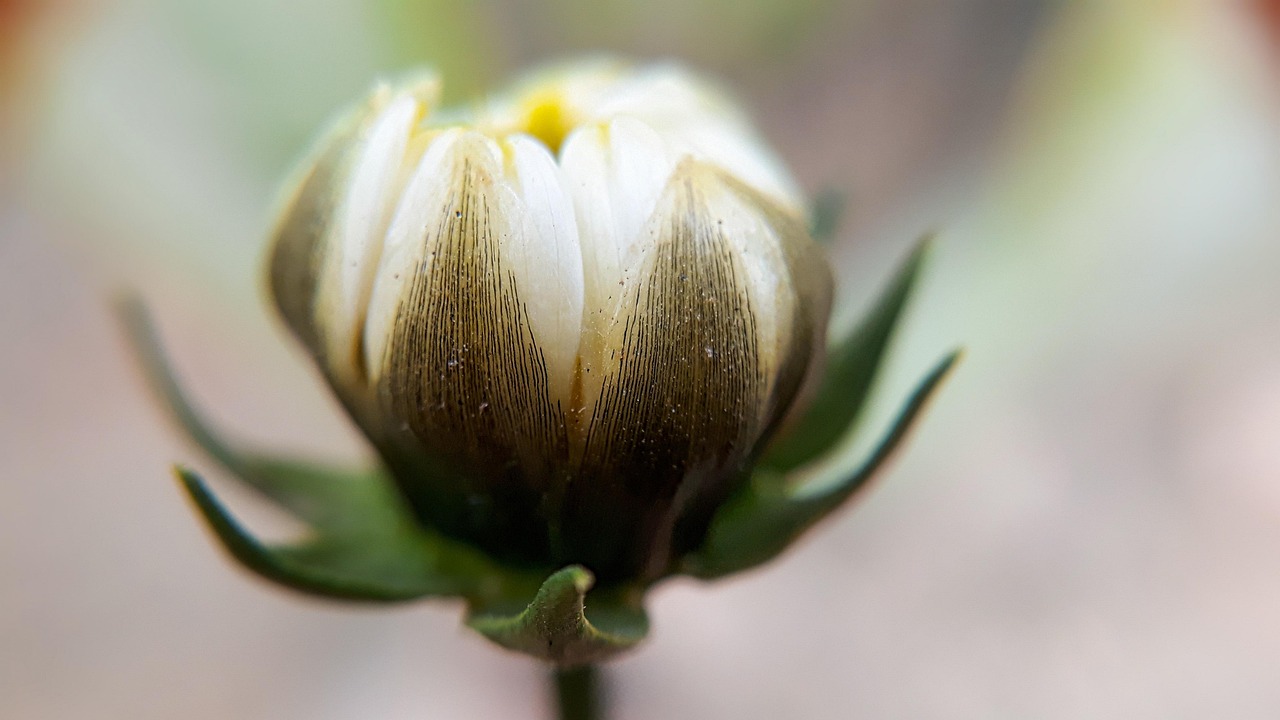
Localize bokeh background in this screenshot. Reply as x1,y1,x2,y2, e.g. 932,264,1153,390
4,0,1280,718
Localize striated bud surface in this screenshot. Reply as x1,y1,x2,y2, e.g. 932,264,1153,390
268,61,832,584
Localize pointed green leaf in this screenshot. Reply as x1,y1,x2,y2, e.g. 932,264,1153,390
808,189,846,244
117,295,395,532
121,296,514,601
226,457,405,537
687,351,960,580
466,566,649,666
119,294,424,538
763,236,934,473
177,466,474,601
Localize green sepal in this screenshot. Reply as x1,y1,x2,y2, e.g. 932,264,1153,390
466,566,649,666
686,351,960,580
808,188,846,244
118,294,398,532
120,296,505,602
176,465,497,601
763,236,933,473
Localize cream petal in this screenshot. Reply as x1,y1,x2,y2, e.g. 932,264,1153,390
663,120,803,213
700,164,836,431
590,65,803,210
362,129,569,498
708,167,833,442
557,159,830,581
562,159,777,579
315,92,422,385
268,74,438,363
362,128,467,377
559,117,680,342
364,131,585,402
268,122,361,360
495,134,585,402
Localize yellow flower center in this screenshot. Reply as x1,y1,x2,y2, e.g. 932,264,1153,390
520,89,576,156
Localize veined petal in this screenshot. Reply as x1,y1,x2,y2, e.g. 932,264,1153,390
364,132,585,403
700,167,833,449
314,88,427,387
267,74,439,362
361,129,571,565
497,134,585,402
561,159,822,581
363,128,470,376
559,117,680,361
588,65,803,210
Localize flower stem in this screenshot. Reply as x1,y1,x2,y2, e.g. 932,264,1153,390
553,664,602,720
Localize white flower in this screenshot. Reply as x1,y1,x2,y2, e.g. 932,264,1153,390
268,60,831,582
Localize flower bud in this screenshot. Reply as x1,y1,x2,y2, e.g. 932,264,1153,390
268,61,832,584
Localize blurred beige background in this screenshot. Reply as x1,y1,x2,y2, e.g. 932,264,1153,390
4,1,1280,718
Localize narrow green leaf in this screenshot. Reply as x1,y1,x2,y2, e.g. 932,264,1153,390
118,295,401,533
176,466,478,601
229,457,405,537
467,566,649,666
687,351,960,580
120,296,512,601
808,189,846,244
762,236,934,473
117,294,248,478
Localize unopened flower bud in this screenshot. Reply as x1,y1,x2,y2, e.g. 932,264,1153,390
268,61,832,584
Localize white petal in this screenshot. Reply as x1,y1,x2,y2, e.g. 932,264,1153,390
496,134,585,399
364,130,585,402
695,167,794,381
559,116,680,330
564,160,787,573
359,129,573,495
666,120,802,212
590,65,803,210
316,92,421,382
362,128,467,378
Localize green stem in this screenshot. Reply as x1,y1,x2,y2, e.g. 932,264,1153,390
554,664,602,720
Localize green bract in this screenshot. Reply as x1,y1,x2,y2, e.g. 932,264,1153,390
125,61,957,666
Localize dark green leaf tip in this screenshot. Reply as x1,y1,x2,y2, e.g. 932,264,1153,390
688,349,960,579
466,565,649,666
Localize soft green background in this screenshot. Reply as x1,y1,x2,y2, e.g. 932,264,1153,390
4,1,1280,718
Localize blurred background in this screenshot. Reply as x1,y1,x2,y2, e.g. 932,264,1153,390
3,0,1279,718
